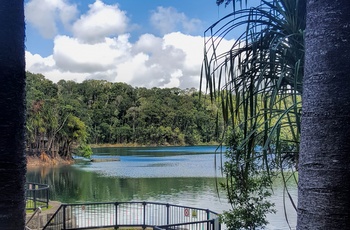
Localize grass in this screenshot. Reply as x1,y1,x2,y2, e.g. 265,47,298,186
26,200,52,214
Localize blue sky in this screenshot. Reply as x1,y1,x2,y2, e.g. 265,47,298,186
25,0,259,89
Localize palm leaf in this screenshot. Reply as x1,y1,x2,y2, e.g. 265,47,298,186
202,0,305,223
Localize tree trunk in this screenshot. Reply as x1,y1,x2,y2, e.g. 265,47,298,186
0,1,26,229
297,0,350,229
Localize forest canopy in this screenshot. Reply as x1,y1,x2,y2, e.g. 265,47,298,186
25,72,223,159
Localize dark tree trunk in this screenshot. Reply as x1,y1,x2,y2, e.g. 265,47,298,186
0,1,26,229
298,0,350,229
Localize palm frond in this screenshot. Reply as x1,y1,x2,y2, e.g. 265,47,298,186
203,3,305,224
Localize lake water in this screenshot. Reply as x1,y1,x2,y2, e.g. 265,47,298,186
26,146,297,229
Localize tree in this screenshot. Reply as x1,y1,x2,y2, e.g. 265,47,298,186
26,74,59,156
208,0,350,229
297,0,350,228
0,0,26,228
26,76,222,148
203,0,305,228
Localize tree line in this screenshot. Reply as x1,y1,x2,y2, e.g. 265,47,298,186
26,72,223,159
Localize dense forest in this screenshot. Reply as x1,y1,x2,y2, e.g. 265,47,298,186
26,72,223,159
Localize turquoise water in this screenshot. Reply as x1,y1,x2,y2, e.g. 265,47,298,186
26,146,297,229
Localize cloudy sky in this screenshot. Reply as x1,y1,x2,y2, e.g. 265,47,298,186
25,0,258,89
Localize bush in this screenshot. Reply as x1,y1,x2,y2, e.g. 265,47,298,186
221,131,275,229
74,143,93,158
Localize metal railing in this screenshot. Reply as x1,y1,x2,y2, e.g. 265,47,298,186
43,201,220,230
26,182,49,211
25,207,42,230
155,219,218,230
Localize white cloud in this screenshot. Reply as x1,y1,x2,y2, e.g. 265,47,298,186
26,51,87,82
133,34,163,54
26,51,55,72
53,35,131,73
150,7,202,35
26,30,235,89
164,33,204,74
25,0,78,38
25,1,235,89
162,32,235,89
72,0,129,44
126,33,188,88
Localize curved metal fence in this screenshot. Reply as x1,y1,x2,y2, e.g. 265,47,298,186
25,182,50,211
43,201,220,230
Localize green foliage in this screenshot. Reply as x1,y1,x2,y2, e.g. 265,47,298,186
203,0,305,150
203,0,305,228
66,115,87,141
26,72,223,159
221,131,275,229
74,143,93,158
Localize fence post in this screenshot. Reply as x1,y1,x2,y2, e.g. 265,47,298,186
63,205,66,230
206,209,210,230
36,207,42,230
115,202,118,227
33,189,37,210
166,203,170,225
46,187,49,208
143,202,146,229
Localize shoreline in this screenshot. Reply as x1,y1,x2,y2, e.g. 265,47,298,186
26,143,220,168
90,142,220,148
26,154,74,168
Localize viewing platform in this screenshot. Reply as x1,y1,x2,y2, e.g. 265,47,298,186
32,201,220,230
25,182,220,230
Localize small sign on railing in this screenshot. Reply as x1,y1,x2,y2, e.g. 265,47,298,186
184,208,190,217
192,209,197,218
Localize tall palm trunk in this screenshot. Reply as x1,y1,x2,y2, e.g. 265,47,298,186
297,0,350,228
0,1,26,229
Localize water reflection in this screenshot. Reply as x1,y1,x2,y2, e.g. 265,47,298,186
26,166,224,201
26,146,297,229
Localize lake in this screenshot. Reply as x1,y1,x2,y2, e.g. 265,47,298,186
26,146,297,229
